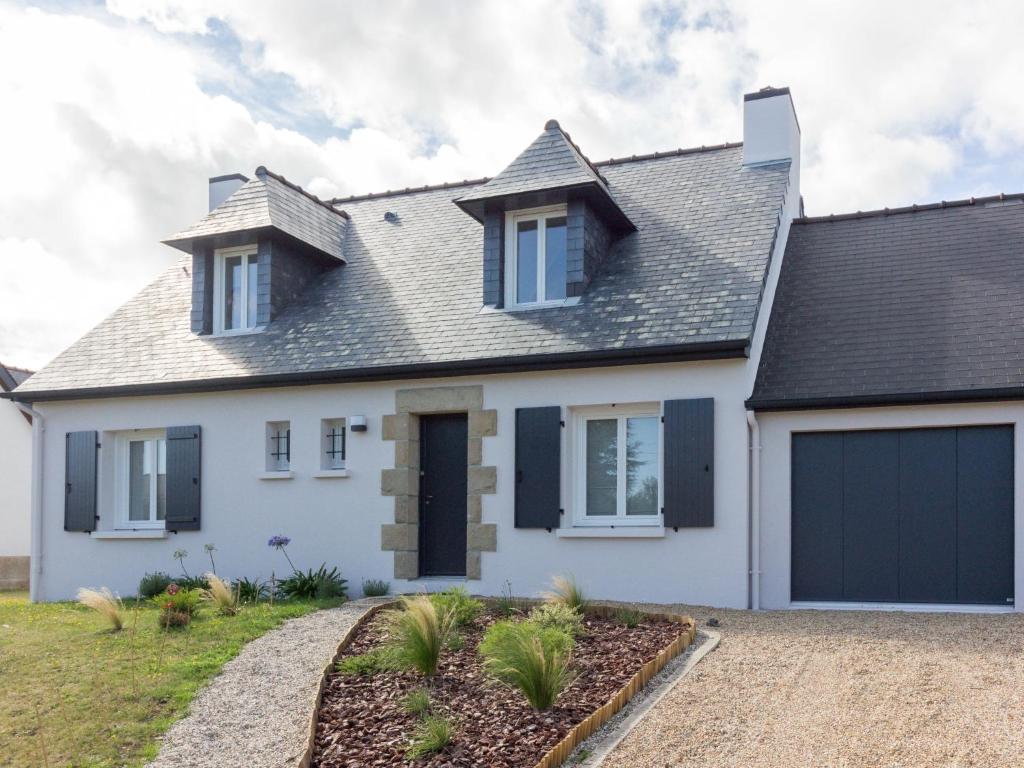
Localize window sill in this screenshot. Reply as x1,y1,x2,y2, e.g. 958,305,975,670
91,530,169,540
556,526,665,539
313,469,351,479
479,297,581,314
259,470,295,480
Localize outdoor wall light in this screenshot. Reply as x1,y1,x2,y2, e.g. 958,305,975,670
349,415,368,432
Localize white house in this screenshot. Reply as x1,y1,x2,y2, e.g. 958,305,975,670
7,85,1023,612
0,362,33,590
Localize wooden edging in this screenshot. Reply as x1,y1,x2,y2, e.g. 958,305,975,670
533,605,696,768
297,599,398,768
297,600,694,768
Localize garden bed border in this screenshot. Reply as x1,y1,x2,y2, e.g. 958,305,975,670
299,600,695,768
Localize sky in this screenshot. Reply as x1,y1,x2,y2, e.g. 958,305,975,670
1,0,1022,371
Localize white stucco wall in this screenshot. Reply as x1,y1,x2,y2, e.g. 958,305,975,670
32,359,757,606
0,398,32,558
756,402,1024,611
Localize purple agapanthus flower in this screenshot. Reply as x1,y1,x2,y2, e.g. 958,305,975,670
268,535,291,549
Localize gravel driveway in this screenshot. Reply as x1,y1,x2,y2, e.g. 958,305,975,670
604,606,1024,768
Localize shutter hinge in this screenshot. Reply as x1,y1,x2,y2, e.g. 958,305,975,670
560,420,565,428
559,508,564,515
661,416,664,423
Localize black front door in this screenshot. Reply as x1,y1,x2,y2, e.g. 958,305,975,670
419,414,468,577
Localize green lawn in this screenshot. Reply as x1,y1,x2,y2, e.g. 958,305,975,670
0,590,343,767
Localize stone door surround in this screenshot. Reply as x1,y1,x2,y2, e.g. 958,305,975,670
380,385,497,580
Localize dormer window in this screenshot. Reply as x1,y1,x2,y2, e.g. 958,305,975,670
505,205,568,307
213,245,258,334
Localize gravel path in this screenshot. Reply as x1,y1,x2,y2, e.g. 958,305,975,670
603,605,1024,767
147,599,383,768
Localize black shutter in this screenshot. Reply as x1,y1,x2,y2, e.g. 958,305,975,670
663,398,714,528
65,431,98,532
514,407,561,529
166,425,201,531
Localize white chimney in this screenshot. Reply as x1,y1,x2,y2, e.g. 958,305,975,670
208,173,249,211
743,86,800,171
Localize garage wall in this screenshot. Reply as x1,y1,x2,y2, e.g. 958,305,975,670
757,401,1024,611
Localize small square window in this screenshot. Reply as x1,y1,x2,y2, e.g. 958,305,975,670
321,418,346,470
266,421,291,472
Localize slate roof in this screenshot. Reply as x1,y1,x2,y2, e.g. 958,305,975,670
455,121,634,231
163,167,349,261
748,196,1024,409
15,145,791,399
0,363,33,392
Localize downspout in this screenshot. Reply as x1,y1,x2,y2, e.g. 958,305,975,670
746,410,761,610
16,403,44,602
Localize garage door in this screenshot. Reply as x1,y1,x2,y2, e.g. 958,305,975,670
792,426,1014,605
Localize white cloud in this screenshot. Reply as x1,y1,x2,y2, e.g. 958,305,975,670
1,0,1023,368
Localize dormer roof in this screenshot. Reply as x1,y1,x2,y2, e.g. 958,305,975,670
455,120,634,233
163,166,349,261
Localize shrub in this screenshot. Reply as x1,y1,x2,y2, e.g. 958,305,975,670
479,620,575,710
614,608,644,628
175,575,210,592
362,579,391,597
541,574,588,612
528,602,584,638
137,572,173,599
429,586,483,628
386,595,455,677
279,564,348,600
234,577,269,604
202,573,239,616
405,714,455,760
76,587,124,631
336,648,405,676
401,688,432,716
153,585,202,629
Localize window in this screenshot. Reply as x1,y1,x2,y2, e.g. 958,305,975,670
266,421,291,472
213,245,258,334
574,406,661,526
116,430,167,529
321,418,346,470
504,205,568,307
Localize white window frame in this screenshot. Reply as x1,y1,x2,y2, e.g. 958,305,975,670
266,421,291,472
572,404,662,527
114,429,167,530
321,418,347,470
504,204,569,308
212,244,259,335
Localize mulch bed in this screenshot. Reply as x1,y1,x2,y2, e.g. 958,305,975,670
312,608,689,767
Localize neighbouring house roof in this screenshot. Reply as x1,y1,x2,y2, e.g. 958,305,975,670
454,120,634,232
0,362,32,392
748,195,1024,410
163,166,349,261
14,143,792,400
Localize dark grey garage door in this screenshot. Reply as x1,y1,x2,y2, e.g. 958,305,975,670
792,426,1014,605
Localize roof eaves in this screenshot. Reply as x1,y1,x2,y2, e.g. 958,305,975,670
746,386,1024,412
795,192,1024,224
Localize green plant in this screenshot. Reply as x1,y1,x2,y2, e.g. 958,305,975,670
386,595,455,677
405,714,455,759
479,620,576,710
429,586,484,628
493,579,520,618
614,608,644,628
402,688,432,716
279,564,348,600
362,578,390,597
153,586,202,630
335,648,405,676
137,572,173,599
76,587,124,631
172,548,190,578
234,577,269,603
445,631,465,651
529,602,584,637
204,543,218,573
203,573,239,616
175,575,210,592
542,574,588,612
